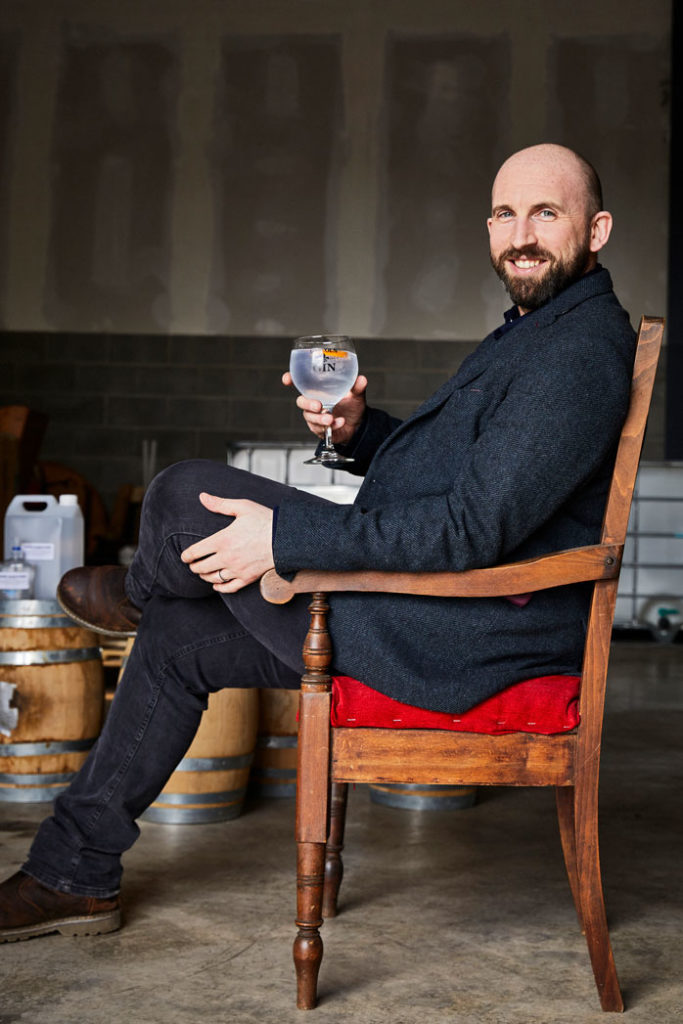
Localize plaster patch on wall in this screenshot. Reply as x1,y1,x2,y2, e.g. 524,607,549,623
43,30,179,332
265,52,301,118
92,155,133,290
254,318,286,335
254,272,284,295
208,35,343,336
377,35,512,339
412,259,459,315
255,219,295,240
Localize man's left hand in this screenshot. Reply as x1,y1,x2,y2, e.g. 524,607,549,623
180,493,275,593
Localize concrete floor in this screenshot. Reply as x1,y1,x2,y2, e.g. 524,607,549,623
1,641,682,1024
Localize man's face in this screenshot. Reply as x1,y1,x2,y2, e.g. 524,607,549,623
487,158,597,312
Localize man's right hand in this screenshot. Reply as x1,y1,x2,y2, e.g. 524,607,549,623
282,372,368,446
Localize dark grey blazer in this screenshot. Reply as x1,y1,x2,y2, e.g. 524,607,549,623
273,268,636,713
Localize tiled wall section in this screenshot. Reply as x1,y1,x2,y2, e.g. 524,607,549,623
2,331,489,513
1,330,668,518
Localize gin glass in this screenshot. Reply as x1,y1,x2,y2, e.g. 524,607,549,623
289,335,358,465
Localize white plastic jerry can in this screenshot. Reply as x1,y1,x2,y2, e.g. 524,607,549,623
3,494,84,599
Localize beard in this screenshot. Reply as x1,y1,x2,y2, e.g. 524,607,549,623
490,236,593,310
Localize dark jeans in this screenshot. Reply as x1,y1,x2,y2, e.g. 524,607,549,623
23,460,332,898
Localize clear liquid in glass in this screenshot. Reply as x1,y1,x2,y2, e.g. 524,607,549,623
289,347,359,409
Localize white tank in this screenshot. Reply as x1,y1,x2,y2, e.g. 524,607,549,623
638,595,683,642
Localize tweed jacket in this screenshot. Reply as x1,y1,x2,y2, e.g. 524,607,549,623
273,268,636,713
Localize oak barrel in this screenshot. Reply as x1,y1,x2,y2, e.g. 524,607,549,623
141,686,259,824
0,600,104,802
369,783,477,811
249,688,299,798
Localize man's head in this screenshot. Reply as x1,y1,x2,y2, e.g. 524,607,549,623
487,144,613,313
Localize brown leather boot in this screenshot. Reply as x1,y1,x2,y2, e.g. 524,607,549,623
57,566,142,637
0,871,121,942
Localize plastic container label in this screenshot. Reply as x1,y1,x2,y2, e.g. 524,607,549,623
0,571,32,589
22,543,55,561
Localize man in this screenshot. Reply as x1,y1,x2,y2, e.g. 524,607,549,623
0,143,635,941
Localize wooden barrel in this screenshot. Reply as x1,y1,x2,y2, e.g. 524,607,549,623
0,599,104,803
109,635,136,712
141,686,259,824
250,689,299,798
369,783,477,811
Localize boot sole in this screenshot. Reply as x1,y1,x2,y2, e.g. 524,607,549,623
55,591,137,639
0,908,122,942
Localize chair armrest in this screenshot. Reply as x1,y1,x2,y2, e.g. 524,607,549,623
260,543,622,604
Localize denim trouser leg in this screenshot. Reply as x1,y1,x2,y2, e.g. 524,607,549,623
23,460,330,897
126,459,330,673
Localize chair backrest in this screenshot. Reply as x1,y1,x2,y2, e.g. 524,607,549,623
578,315,664,737
601,316,664,546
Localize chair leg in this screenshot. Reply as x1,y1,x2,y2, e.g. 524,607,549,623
572,781,624,1012
323,782,348,919
555,786,585,932
294,840,326,1010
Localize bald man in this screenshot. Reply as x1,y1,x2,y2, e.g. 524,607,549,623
1,144,635,940
487,144,611,311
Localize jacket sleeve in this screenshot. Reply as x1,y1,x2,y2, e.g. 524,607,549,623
273,331,633,575
329,406,403,477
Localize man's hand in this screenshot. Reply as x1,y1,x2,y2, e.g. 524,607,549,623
180,494,274,593
282,372,368,446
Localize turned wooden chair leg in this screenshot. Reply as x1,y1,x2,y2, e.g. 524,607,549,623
294,840,327,1010
555,785,585,932
573,780,624,1012
292,593,334,1010
323,782,348,918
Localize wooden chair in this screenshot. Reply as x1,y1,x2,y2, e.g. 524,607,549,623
260,315,664,1013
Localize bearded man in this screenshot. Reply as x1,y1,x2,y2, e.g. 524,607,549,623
0,143,635,941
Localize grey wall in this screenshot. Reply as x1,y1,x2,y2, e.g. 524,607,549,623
0,0,672,516
0,1,671,338
0,33,16,322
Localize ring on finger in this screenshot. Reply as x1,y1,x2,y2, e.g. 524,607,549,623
218,568,230,583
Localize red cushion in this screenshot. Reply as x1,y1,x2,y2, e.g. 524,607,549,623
330,675,581,735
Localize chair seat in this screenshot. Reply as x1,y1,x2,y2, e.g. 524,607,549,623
330,674,581,734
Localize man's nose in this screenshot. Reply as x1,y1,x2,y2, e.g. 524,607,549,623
511,217,537,249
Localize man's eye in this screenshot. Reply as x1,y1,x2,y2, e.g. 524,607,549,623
497,210,513,220
537,209,556,219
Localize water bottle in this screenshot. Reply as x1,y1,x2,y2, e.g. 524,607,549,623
0,539,36,599
3,494,84,599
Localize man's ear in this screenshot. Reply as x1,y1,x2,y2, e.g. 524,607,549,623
589,210,613,253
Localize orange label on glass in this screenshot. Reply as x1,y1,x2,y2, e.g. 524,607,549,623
322,349,348,357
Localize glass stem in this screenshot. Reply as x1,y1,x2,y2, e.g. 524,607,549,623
323,423,335,453
321,407,336,453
